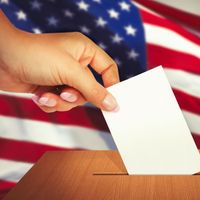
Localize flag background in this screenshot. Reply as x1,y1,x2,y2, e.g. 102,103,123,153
0,0,200,199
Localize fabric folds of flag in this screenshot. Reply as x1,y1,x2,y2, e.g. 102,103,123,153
0,0,200,198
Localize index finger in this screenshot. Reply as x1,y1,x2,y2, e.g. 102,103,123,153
89,44,120,88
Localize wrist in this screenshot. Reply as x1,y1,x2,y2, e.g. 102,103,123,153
0,10,18,66
0,10,33,74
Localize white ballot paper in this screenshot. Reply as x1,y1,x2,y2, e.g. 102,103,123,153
102,66,200,175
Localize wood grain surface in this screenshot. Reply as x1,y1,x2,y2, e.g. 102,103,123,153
4,150,200,200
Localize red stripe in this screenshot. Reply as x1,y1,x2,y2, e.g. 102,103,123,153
192,134,200,149
0,94,109,132
147,44,200,75
140,9,200,46
135,0,200,31
0,180,16,200
172,89,200,116
0,138,83,163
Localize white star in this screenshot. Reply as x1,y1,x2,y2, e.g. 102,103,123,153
77,1,89,12
99,42,107,50
96,17,107,27
119,1,130,11
112,33,123,44
64,10,74,18
124,25,136,36
32,28,42,34
93,0,101,3
128,49,139,60
47,16,58,26
114,58,122,66
30,0,42,10
108,9,119,19
16,10,27,21
80,26,90,34
0,0,9,4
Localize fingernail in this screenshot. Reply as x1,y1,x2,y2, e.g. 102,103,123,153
38,97,57,107
32,95,39,104
102,94,119,112
113,105,120,112
60,92,78,103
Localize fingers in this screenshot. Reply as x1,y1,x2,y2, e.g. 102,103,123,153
73,33,120,88
32,87,86,113
90,45,120,88
68,60,119,111
60,87,85,103
31,33,120,112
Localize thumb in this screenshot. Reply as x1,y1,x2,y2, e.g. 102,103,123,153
64,60,119,111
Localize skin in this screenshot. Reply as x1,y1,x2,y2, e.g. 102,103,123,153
0,10,119,113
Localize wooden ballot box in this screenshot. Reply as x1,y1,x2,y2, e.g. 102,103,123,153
4,151,200,200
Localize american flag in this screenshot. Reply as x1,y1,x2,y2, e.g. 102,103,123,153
0,0,199,198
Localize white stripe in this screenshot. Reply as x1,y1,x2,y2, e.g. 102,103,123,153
144,23,200,59
0,116,116,150
0,90,32,99
182,111,200,134
133,2,164,18
0,159,32,182
156,0,200,16
164,68,200,98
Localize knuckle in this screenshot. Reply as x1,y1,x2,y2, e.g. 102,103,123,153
73,32,86,40
110,62,120,80
113,61,118,69
109,59,118,72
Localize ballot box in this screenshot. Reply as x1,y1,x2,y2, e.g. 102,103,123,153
4,151,200,200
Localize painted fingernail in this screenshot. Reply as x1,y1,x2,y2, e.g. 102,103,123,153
38,97,57,107
32,95,39,104
102,94,119,112
60,92,78,103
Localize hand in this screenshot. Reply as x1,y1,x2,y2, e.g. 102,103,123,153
0,10,119,112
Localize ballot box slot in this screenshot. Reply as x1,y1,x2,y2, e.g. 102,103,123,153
93,172,200,176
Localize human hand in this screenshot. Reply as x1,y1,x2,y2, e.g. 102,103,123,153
0,11,119,113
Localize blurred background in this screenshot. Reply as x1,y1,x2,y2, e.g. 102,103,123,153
0,0,200,198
